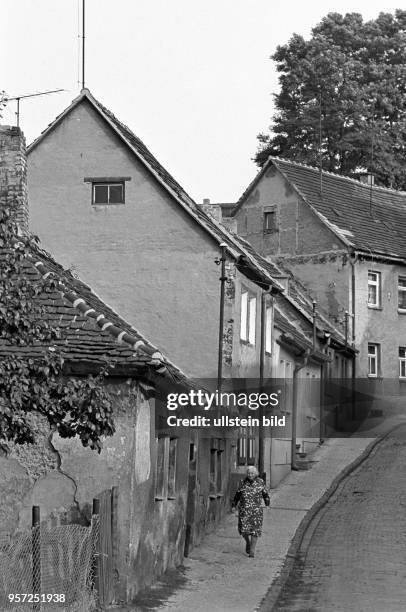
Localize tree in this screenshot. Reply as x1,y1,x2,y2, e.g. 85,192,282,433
255,11,406,189
0,206,115,452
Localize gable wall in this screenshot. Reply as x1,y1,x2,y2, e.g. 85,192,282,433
28,101,221,378
235,166,344,257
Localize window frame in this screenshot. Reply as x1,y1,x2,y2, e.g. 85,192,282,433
240,291,249,342
263,211,277,234
155,435,178,501
265,305,273,354
367,343,380,378
240,288,257,346
367,271,381,309
237,427,256,466
209,438,225,497
398,277,406,313
92,181,125,205
399,347,406,379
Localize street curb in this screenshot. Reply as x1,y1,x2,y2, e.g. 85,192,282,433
255,427,400,612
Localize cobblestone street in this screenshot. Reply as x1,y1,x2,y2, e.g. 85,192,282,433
273,425,406,612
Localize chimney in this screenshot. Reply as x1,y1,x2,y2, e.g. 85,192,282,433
200,198,223,223
0,126,28,234
359,173,375,186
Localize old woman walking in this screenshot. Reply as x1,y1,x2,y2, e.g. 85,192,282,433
232,466,270,557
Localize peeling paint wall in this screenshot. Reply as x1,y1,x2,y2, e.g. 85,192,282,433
0,378,194,601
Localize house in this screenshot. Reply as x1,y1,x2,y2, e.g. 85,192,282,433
25,91,355,490
26,88,283,382
0,125,236,604
229,157,406,400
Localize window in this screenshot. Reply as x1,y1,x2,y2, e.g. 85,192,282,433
237,427,256,466
248,297,256,344
263,211,277,233
155,436,177,500
399,348,406,379
168,438,177,498
368,343,380,377
240,291,248,341
155,437,166,498
398,277,406,311
209,439,224,495
367,271,381,308
265,305,273,354
92,182,124,205
240,290,257,345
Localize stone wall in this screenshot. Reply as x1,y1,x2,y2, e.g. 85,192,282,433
0,125,28,233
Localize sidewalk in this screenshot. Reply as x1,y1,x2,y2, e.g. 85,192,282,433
131,417,404,612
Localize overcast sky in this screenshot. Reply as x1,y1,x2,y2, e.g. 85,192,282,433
1,1,400,202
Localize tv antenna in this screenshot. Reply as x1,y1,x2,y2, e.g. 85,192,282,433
4,89,66,128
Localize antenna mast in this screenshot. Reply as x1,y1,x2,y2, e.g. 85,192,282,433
81,0,86,90
318,90,323,197
4,89,65,127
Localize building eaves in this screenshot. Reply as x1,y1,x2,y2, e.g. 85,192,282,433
1,239,192,389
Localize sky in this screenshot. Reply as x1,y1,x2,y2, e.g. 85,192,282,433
1,0,401,203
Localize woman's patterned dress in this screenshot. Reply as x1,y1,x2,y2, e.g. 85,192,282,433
233,477,270,537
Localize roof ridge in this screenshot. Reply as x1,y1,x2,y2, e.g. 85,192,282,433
269,156,406,197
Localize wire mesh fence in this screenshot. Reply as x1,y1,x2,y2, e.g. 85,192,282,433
0,515,99,611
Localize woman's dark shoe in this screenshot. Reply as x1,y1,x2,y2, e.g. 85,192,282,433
249,536,258,557
244,535,251,554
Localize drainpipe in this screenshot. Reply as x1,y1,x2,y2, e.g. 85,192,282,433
217,243,227,393
350,253,357,418
258,290,271,479
320,333,331,444
292,349,310,470
312,300,317,349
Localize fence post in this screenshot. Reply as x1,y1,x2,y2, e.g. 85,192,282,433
32,506,41,612
92,498,100,602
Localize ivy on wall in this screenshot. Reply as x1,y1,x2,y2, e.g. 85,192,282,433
0,207,115,452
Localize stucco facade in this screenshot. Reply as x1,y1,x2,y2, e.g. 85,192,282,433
233,160,406,386
28,99,221,379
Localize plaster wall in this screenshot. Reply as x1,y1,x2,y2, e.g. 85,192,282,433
234,166,343,257
27,101,221,379
0,380,191,600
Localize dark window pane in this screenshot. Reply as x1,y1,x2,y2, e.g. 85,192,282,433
94,184,109,204
168,438,177,497
216,450,222,492
264,212,276,231
109,184,124,203
155,437,166,497
399,289,406,310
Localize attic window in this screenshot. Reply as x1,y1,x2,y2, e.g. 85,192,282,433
93,182,124,205
263,211,277,233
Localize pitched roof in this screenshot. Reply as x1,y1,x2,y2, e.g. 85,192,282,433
27,90,283,293
0,240,191,388
236,156,406,261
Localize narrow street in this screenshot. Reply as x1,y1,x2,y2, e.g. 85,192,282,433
273,425,406,612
